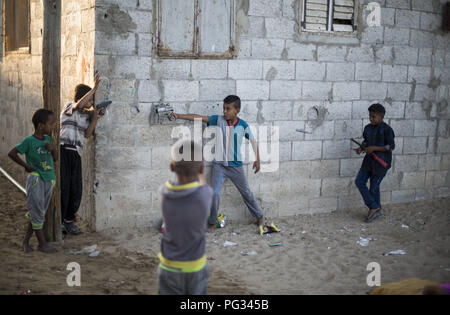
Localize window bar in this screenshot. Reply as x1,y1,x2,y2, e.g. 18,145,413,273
352,0,357,31
327,0,334,31
301,0,307,29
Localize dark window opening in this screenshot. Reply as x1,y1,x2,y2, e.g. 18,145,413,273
4,0,30,52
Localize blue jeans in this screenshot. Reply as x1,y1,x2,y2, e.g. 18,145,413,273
355,169,386,210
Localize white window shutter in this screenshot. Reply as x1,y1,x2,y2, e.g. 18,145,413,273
303,0,329,31
332,0,355,32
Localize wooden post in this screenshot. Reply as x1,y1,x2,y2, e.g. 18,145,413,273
42,0,61,242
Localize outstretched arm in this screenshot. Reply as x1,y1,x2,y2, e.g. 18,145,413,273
173,113,209,124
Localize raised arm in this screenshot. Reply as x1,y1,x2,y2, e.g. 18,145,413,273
173,113,209,124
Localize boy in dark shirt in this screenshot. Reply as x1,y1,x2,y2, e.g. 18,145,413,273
157,140,213,295
355,103,395,223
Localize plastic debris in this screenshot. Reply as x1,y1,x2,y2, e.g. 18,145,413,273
223,241,237,247
383,250,406,256
19,289,32,295
401,224,409,229
89,250,101,257
357,237,375,247
296,129,312,134
207,257,216,261
70,244,97,255
268,242,282,247
241,251,258,256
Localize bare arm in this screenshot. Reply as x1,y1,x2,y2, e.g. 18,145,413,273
173,113,209,124
250,138,261,173
8,148,35,173
84,109,103,138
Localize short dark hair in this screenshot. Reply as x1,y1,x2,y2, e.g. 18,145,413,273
368,103,386,116
171,140,203,178
223,95,241,110
74,84,92,102
32,109,54,129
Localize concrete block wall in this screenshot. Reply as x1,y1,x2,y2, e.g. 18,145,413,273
60,0,97,227
91,0,450,230
0,0,44,184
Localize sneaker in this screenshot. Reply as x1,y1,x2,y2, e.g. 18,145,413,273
64,223,82,235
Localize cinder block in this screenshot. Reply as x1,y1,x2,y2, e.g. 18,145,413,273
403,137,428,154
279,141,292,161
95,32,136,55
296,61,326,81
305,121,334,140
418,154,442,171
237,80,270,100
282,0,296,18
414,120,437,136
285,40,316,60
395,9,421,28
229,60,263,80
393,46,418,65
425,170,448,187
355,63,382,81
400,171,426,189
292,141,322,160
252,39,285,59
151,59,191,80
293,101,322,120
437,137,450,153
413,84,436,102
163,80,199,102
333,82,361,101
96,170,138,194
386,0,411,9
346,45,375,63
322,177,353,197
382,65,408,83
135,169,174,192
391,189,416,203
270,81,302,100
200,80,236,101
260,101,293,121
387,83,412,101
323,139,351,159
265,17,296,39
310,159,340,179
389,119,414,136
394,155,419,172
326,63,355,81
338,194,364,210
309,197,338,213
191,60,228,79
375,45,395,64
263,60,295,80
361,27,384,44
339,158,362,177
381,172,402,191
318,46,347,62
410,30,434,48
420,12,441,31
248,0,283,17
361,82,388,100
415,188,434,201
334,120,362,139
380,7,396,26
303,82,332,100
411,0,437,12
138,33,152,56
352,101,372,119
384,102,406,119
279,161,311,178
418,48,432,66
289,176,322,197
408,66,431,84
384,27,411,46
242,16,266,38
319,101,351,120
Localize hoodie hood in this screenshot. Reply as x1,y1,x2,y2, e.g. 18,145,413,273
160,181,201,199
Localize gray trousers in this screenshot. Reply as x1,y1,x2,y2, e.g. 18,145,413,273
208,163,263,225
26,174,54,230
158,264,209,295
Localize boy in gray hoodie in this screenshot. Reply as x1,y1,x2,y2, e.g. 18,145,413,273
157,139,213,295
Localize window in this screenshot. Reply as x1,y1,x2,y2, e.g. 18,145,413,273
156,0,235,59
4,0,30,52
300,0,357,34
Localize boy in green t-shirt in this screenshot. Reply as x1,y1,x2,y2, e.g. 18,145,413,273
8,109,58,253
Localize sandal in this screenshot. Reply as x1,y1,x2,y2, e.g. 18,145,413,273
366,208,382,223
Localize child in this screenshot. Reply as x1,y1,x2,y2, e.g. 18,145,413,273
158,139,213,295
355,103,395,223
172,95,267,235
59,74,105,235
8,109,58,253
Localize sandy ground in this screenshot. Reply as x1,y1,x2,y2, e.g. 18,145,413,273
0,161,449,295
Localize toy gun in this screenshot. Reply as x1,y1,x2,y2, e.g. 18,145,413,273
351,138,388,168
154,103,176,123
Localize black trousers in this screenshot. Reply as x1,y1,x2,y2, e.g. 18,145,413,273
60,146,82,223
